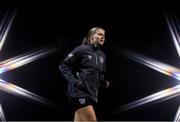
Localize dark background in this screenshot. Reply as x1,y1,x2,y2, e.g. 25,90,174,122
0,1,180,121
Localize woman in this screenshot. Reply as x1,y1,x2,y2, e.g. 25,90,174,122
60,27,109,121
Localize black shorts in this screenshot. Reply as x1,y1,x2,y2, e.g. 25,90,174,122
68,97,96,112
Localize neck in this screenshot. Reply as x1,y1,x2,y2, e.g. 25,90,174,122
90,43,100,50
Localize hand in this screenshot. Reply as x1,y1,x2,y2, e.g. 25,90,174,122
74,80,83,89
105,80,110,88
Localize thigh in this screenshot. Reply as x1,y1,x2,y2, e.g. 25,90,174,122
75,105,96,121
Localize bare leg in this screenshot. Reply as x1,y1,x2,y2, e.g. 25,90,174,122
74,112,79,122
74,105,96,122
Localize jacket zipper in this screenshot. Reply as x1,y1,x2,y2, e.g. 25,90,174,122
95,52,98,65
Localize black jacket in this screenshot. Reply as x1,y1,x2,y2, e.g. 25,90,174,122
59,44,106,103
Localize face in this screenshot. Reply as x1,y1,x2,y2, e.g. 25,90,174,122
90,28,105,46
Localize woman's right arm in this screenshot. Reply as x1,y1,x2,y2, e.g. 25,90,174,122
59,46,82,85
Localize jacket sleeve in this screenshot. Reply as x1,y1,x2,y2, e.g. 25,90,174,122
59,46,82,85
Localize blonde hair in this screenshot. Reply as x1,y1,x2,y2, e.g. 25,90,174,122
82,27,104,45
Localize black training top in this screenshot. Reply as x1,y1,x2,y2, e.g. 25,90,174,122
60,44,106,103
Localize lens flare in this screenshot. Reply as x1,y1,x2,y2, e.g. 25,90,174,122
0,9,57,120
112,13,180,121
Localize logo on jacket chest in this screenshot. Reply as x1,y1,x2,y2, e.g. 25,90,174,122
88,55,92,59
87,55,104,64
100,56,104,63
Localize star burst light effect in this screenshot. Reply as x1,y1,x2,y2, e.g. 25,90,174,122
0,9,57,120
112,14,180,121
